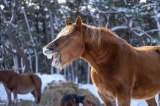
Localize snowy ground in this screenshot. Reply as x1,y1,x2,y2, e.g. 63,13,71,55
0,73,159,106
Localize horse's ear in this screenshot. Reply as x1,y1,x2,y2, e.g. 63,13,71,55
75,16,82,30
66,17,72,26
82,95,86,100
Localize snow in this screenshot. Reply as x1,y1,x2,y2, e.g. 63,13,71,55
140,0,146,3
0,73,159,106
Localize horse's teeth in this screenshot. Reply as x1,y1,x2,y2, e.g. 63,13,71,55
47,55,52,59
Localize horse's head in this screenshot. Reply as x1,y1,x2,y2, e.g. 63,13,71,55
43,16,85,69
61,94,85,106
69,98,84,106
77,95,85,104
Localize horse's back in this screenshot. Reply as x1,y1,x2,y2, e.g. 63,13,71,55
134,46,160,69
19,73,41,87
135,46,160,52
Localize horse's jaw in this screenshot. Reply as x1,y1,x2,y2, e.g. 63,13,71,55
43,46,62,69
51,54,62,69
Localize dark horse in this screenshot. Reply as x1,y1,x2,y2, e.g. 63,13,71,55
43,16,160,106
0,70,42,106
59,94,96,106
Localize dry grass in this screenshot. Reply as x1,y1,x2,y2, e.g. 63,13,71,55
0,81,103,106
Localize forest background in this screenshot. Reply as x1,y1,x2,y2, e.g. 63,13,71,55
0,0,160,84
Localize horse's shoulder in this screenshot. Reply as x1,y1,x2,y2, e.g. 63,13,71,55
4,70,19,76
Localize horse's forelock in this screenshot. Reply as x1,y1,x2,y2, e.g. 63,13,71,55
57,25,76,38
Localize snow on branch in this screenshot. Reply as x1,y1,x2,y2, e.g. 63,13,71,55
3,0,9,8
111,26,128,31
132,28,153,39
140,3,156,9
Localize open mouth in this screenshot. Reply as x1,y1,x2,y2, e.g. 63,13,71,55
51,53,61,68
43,47,62,68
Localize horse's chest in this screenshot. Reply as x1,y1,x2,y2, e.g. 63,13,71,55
91,70,116,97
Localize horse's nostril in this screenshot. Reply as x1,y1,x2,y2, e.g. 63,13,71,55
49,48,53,50
46,46,53,50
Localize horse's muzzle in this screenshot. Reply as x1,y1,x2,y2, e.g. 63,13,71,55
43,45,62,68
43,45,57,54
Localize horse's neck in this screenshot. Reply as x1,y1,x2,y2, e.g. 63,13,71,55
81,32,122,71
0,71,11,83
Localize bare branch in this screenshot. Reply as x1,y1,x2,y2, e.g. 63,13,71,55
20,6,34,44
132,28,153,39
10,0,16,23
105,14,110,28
95,7,118,14
4,21,17,27
53,0,66,16
49,10,55,40
82,1,97,25
146,29,160,33
0,40,16,54
123,0,127,4
3,0,9,8
140,3,156,9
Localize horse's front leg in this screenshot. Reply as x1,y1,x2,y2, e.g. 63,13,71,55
13,89,18,106
5,88,12,106
116,87,131,106
145,97,157,106
98,91,116,106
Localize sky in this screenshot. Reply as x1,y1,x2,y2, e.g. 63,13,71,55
0,73,159,106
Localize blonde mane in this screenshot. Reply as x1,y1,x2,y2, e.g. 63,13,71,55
83,24,102,46
56,23,117,46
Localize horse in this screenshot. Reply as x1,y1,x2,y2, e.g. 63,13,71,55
59,94,96,106
59,94,84,106
0,70,42,106
42,16,160,106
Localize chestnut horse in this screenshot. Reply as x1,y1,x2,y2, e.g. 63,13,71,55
0,70,42,106
43,16,160,106
59,94,96,106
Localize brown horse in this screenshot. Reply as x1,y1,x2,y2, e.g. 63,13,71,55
59,94,96,106
43,16,160,106
0,70,42,106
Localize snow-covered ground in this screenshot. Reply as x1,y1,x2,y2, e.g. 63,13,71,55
0,73,159,106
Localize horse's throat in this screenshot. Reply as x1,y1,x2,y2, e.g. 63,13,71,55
81,50,101,71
